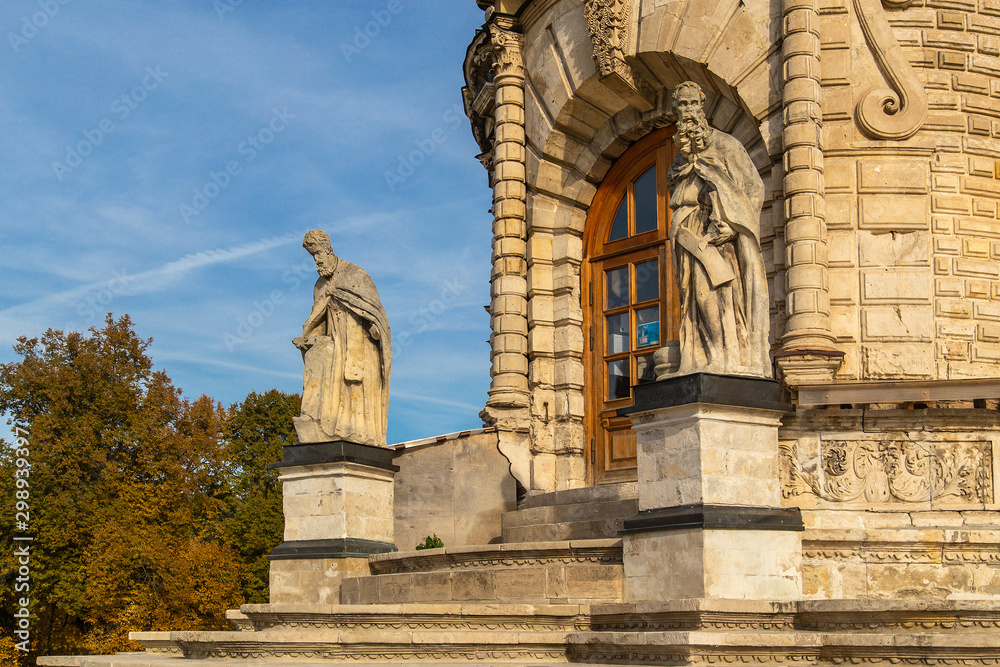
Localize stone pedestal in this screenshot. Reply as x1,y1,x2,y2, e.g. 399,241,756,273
268,441,397,604
620,374,803,601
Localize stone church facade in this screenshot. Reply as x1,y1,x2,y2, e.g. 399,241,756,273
465,0,1000,599
42,1,1000,665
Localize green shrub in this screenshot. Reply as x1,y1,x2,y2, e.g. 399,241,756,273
415,534,444,550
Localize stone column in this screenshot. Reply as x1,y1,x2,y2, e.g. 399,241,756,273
777,0,843,385
621,375,803,601
481,14,534,490
485,16,530,410
268,441,397,604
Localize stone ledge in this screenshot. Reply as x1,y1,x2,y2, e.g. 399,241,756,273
36,658,82,667
269,538,396,560
621,373,792,416
797,378,1000,407
234,602,592,632
367,538,623,575
622,505,805,534
518,481,638,509
269,440,398,472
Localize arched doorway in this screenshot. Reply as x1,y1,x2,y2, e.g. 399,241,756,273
583,127,680,485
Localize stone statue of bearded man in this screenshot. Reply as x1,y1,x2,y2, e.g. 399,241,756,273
292,230,392,446
657,81,771,378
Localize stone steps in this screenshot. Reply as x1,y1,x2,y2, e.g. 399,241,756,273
140,629,572,663
39,599,1000,666
339,540,624,605
501,485,638,543
233,603,592,632
572,600,1000,664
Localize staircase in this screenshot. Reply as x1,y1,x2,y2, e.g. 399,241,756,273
41,597,1000,666
36,487,1000,666
340,539,624,605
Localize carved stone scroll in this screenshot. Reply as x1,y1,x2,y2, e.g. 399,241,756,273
583,0,654,112
461,28,497,178
781,439,993,504
853,0,927,140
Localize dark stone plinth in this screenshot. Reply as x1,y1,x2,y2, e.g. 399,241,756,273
269,439,398,472
269,537,397,560
622,504,804,535
619,373,792,416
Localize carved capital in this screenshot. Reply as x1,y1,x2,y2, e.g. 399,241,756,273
488,20,524,81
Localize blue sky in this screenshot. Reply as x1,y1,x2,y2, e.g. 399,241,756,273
0,0,494,444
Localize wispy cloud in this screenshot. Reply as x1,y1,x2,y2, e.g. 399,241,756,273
391,391,482,413
0,234,299,325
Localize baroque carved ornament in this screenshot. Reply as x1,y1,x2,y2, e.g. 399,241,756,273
583,0,654,111
781,439,992,504
853,0,927,139
583,0,630,79
488,21,524,80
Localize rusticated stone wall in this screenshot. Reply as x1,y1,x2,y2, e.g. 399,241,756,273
821,0,1000,380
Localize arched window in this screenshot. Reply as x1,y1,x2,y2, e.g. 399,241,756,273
583,127,679,485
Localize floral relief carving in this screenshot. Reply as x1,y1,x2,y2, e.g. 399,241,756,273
583,0,655,110
781,439,992,504
853,0,927,140
583,0,630,80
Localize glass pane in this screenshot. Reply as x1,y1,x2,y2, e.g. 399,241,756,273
636,306,660,348
635,259,658,303
607,359,631,400
607,313,630,355
633,166,657,235
637,353,656,384
606,267,628,309
607,195,629,241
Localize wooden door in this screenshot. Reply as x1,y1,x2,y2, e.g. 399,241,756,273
583,128,679,485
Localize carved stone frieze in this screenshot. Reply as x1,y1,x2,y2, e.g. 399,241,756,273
370,549,623,575
567,645,818,665
853,0,927,139
781,439,993,504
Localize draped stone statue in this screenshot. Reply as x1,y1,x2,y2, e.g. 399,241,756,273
654,81,771,379
292,230,391,446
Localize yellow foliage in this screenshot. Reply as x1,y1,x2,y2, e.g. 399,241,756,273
0,635,23,667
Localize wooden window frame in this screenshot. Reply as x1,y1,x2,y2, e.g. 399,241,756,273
582,126,679,486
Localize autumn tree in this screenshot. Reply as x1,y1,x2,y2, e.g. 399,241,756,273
0,316,243,659
222,390,297,603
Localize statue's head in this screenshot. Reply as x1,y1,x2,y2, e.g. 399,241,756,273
671,81,709,156
303,230,337,278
